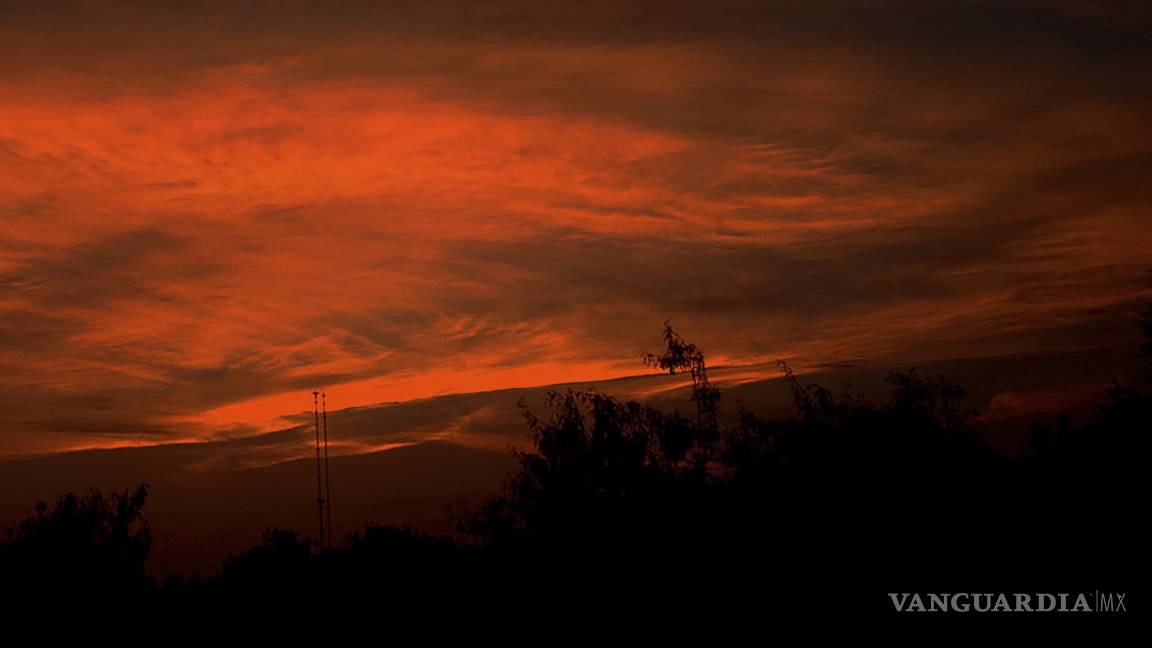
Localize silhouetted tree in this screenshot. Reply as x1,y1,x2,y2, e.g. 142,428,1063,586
219,527,311,580
0,484,152,599
472,390,704,547
643,322,721,439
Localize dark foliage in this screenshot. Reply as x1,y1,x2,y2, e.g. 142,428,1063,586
0,485,153,600
463,349,1142,617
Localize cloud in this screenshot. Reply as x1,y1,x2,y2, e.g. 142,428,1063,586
0,1,1149,455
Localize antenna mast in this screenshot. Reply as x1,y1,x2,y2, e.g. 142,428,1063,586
321,390,333,549
312,389,326,551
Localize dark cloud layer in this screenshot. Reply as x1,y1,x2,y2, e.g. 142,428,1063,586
0,1,1149,454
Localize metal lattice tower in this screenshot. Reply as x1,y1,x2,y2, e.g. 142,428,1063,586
321,390,333,549
312,390,326,550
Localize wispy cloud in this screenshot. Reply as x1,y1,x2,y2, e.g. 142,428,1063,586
0,1,1149,454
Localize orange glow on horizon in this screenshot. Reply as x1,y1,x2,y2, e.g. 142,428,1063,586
191,360,644,435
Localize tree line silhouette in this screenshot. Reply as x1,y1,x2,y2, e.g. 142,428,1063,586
2,309,1146,618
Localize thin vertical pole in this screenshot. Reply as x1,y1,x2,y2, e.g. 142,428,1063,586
322,390,332,549
313,389,326,551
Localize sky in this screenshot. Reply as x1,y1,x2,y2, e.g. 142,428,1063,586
1,1,1150,456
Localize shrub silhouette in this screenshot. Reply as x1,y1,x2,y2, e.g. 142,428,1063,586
0,484,152,600
196,524,463,610
215,527,312,593
471,390,708,556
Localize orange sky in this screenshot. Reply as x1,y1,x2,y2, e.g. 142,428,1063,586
1,1,1150,455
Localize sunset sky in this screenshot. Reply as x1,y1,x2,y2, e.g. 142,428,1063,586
1,1,1150,456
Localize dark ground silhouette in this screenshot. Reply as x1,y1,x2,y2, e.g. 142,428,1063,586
2,316,1146,623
